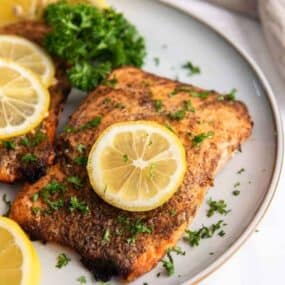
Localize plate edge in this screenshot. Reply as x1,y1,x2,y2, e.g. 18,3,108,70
157,1,284,284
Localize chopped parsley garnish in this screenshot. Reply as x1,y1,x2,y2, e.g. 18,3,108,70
2,194,11,216
32,193,39,202
234,182,240,188
117,215,152,244
65,117,101,133
182,61,200,75
217,89,237,101
207,198,231,217
192,131,214,147
232,190,240,196
20,137,30,147
114,102,125,109
168,100,194,121
161,252,174,276
184,100,195,112
153,57,160,66
76,275,87,284
169,86,209,100
2,140,16,150
191,90,209,99
103,228,111,242
67,176,83,189
73,156,88,166
21,153,37,163
184,220,225,247
170,209,176,217
20,131,47,147
44,2,146,91
237,168,245,174
170,246,186,256
161,246,185,277
78,117,102,131
154,99,163,112
64,126,76,133
218,230,226,237
123,154,129,163
31,207,41,216
103,98,125,109
69,196,89,214
43,180,65,195
102,77,118,88
169,88,179,97
47,199,64,211
77,143,86,154
56,253,71,268
32,179,65,208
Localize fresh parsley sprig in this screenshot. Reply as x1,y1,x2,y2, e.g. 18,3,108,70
44,2,146,91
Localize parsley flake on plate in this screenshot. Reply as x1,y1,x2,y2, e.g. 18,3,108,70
182,61,201,75
76,275,87,284
184,220,225,247
56,253,71,268
207,198,231,217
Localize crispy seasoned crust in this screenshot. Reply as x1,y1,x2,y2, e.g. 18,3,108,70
10,67,253,281
0,21,70,183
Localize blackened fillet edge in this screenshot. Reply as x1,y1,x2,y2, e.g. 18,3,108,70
0,21,70,183
10,67,253,282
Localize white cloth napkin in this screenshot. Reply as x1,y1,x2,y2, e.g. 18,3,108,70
206,0,285,81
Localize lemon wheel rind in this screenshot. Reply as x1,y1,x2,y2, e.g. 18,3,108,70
87,121,186,212
0,217,41,285
0,35,55,87
0,59,50,139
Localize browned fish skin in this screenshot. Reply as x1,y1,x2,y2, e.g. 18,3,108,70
10,67,253,281
0,21,70,183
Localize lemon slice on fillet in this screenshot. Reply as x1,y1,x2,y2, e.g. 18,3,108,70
0,35,55,87
0,59,50,139
87,121,187,212
0,217,41,285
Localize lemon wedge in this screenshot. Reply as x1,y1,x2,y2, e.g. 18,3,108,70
0,59,50,139
87,121,186,212
0,217,41,285
0,35,55,87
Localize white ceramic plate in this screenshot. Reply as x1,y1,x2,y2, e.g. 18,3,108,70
0,1,283,284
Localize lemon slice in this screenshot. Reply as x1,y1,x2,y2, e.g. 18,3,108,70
0,59,50,139
0,217,41,285
87,121,186,211
0,35,55,87
0,0,108,26
0,0,37,27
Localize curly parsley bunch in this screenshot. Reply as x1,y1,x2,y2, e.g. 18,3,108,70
44,1,146,91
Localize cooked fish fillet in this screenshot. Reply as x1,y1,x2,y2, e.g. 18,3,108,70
0,21,70,183
10,67,253,282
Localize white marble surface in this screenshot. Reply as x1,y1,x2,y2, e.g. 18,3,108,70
163,0,285,284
